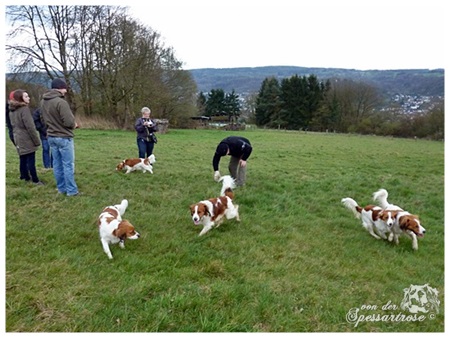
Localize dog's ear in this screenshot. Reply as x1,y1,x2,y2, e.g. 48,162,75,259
399,217,412,231
202,204,211,216
113,221,128,240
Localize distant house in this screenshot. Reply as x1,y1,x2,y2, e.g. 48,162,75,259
190,116,211,128
190,115,244,130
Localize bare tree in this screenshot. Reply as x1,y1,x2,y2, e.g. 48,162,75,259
331,79,381,132
6,5,197,128
6,5,79,110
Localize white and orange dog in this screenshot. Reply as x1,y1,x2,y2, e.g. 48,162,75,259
116,154,156,174
341,197,395,240
97,199,140,259
373,188,426,250
190,175,240,236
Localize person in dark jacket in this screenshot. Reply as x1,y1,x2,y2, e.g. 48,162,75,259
8,89,44,185
135,106,157,158
6,94,15,145
33,108,52,169
40,78,79,196
212,136,252,186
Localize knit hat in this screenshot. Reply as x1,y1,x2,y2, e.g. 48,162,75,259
51,78,67,90
215,142,229,156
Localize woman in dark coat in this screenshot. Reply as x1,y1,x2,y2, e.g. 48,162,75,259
134,106,157,158
8,89,44,185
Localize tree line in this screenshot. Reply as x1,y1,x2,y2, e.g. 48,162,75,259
253,75,444,140
6,5,198,128
6,5,443,139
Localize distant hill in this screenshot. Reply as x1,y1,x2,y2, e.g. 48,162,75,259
7,66,444,100
189,66,444,97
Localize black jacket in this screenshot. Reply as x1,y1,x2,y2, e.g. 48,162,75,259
212,136,252,171
6,102,14,144
33,108,48,140
135,117,157,141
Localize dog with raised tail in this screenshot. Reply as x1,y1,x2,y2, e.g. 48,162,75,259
97,199,140,259
190,175,240,236
116,154,156,174
341,197,395,240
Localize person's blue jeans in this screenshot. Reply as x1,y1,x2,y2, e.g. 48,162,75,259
41,137,53,168
137,138,154,158
48,136,78,196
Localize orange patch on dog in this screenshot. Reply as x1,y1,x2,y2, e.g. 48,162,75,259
102,207,119,219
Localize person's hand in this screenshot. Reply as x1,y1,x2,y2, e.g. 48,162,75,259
239,160,247,167
214,171,221,181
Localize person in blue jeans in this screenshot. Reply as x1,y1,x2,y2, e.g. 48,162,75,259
33,108,53,169
135,106,157,158
40,78,79,196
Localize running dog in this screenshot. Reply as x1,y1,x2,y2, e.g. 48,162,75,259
190,175,240,236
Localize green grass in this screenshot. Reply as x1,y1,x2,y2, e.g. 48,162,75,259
4,129,444,332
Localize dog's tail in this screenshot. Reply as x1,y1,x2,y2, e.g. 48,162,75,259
219,175,236,197
148,154,156,164
372,188,389,209
341,197,363,219
116,199,129,216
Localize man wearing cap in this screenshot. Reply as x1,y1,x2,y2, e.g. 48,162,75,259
212,136,252,186
40,78,80,196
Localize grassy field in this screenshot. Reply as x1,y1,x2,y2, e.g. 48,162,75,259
4,128,444,332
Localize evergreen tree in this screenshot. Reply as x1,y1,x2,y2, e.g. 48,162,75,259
306,75,324,123
224,90,241,123
205,89,226,116
278,74,330,130
255,77,281,126
279,75,308,129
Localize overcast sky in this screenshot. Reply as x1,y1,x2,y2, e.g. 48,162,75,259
126,0,446,70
